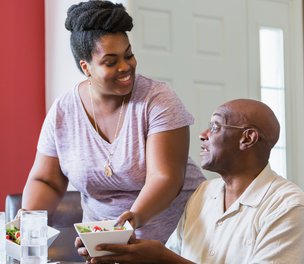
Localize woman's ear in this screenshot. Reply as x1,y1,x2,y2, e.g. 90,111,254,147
80,60,91,77
240,128,259,150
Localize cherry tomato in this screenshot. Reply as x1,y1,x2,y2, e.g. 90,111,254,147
15,231,20,239
93,226,102,232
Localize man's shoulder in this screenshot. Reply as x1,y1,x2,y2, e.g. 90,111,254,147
269,175,304,206
195,176,221,186
193,177,224,197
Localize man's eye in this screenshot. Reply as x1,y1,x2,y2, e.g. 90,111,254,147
212,124,219,131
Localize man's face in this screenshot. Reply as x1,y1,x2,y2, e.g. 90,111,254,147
200,107,243,174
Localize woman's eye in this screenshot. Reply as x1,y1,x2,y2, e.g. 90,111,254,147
103,54,134,67
105,61,116,67
125,53,134,60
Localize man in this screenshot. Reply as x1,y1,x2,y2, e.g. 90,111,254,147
78,99,304,264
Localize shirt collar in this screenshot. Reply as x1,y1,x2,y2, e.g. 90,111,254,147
238,163,276,207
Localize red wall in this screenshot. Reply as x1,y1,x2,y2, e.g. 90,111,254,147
0,1,45,210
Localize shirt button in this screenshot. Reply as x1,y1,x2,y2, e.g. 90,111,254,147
209,249,215,256
246,240,252,246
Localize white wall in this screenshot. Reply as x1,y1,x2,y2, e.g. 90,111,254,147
45,0,128,110
45,0,85,110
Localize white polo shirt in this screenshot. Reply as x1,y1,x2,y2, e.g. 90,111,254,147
166,164,304,264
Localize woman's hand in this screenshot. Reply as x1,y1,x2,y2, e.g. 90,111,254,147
115,210,139,230
75,236,91,263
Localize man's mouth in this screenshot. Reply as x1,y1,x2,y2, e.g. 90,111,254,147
200,145,209,155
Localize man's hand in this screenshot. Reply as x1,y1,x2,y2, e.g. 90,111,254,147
90,238,167,264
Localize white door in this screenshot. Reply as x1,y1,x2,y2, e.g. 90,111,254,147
45,0,303,184
128,0,249,178
247,0,304,185
127,0,303,183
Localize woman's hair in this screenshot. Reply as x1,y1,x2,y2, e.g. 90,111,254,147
65,0,133,72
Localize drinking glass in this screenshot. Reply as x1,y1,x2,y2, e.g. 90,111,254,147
0,212,5,263
20,210,47,264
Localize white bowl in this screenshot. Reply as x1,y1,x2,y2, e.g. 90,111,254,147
74,220,133,257
6,219,60,261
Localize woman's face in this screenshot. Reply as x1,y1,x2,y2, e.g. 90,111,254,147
81,32,137,96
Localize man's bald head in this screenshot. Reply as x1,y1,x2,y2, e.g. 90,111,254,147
218,99,280,149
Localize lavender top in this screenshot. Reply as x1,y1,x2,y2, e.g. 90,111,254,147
37,74,205,243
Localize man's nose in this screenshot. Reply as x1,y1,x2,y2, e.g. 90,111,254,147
199,129,209,141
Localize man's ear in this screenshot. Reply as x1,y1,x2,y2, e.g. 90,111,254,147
240,128,259,150
80,60,91,77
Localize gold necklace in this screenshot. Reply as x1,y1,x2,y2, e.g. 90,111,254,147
88,83,126,177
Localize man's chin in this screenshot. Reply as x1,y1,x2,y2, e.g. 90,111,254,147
201,162,217,172
201,162,210,171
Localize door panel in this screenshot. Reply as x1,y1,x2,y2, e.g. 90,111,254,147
129,0,248,178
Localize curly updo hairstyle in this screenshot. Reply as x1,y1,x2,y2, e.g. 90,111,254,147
65,0,133,73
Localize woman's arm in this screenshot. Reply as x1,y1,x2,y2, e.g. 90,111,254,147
22,151,68,214
129,126,189,228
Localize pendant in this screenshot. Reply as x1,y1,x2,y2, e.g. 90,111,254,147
104,163,113,177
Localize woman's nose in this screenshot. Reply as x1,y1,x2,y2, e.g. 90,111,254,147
117,59,131,72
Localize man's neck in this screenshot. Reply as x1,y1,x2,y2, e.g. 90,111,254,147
223,173,257,211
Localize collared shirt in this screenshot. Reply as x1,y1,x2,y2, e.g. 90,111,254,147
166,164,304,264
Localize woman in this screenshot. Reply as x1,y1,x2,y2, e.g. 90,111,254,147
22,0,204,244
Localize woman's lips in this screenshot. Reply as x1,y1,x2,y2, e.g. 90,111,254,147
116,74,133,86
117,75,131,82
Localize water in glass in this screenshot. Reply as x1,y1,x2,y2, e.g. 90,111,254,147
20,211,47,264
0,212,5,263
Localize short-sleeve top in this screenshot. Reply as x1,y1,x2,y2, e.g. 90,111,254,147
37,74,205,243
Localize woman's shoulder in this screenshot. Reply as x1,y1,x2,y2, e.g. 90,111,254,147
50,84,80,112
134,74,175,99
135,74,161,85
136,74,171,90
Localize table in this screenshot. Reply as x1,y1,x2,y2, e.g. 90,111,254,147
7,257,84,264
8,260,83,264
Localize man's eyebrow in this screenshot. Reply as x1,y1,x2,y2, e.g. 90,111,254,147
212,113,223,119
103,44,131,58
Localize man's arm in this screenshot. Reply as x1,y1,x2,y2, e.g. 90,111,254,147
86,202,190,263
89,239,195,264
